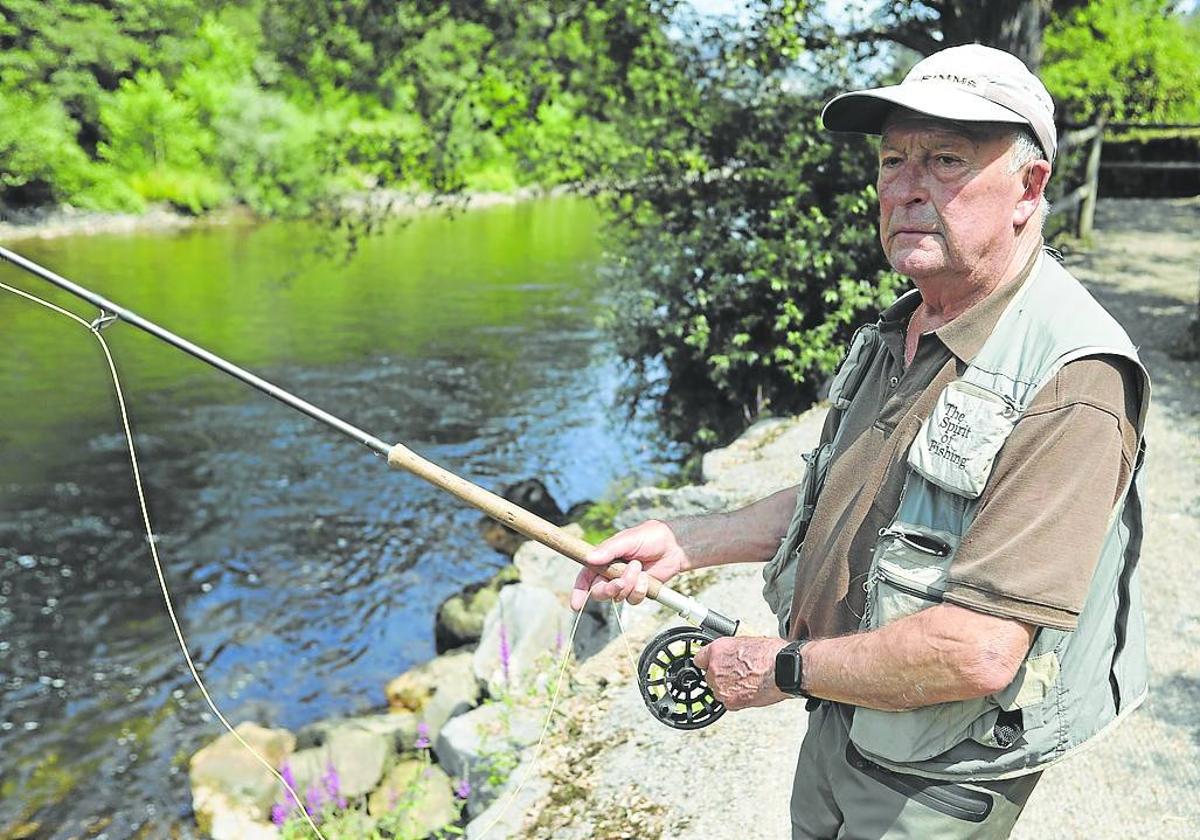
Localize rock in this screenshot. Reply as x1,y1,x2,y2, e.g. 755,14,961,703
612,485,730,531
473,584,573,695
296,711,419,756
513,525,624,661
385,650,481,739
480,479,566,556
196,795,281,840
464,754,549,839
434,702,543,818
435,565,521,653
700,411,825,504
513,524,587,593
281,723,388,804
367,760,460,836
189,722,294,837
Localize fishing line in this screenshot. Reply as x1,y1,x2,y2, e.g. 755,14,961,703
0,280,327,840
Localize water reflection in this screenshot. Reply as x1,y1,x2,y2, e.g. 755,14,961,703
0,199,678,836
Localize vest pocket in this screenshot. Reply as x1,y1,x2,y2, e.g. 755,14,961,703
863,524,956,631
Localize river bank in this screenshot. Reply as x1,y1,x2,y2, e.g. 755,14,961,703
0,187,566,243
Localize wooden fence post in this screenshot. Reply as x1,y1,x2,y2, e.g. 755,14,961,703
1077,110,1108,238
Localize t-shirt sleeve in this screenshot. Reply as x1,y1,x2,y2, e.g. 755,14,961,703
943,356,1140,631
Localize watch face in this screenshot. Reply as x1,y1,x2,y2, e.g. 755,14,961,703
776,646,802,691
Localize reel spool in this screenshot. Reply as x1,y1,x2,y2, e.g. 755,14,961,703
637,625,725,730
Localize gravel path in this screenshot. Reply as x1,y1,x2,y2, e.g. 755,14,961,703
477,197,1200,839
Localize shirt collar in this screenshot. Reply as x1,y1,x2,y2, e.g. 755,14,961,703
936,248,1040,363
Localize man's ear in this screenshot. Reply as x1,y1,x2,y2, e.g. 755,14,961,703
1014,160,1051,228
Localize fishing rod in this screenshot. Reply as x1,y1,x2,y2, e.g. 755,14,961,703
0,245,738,730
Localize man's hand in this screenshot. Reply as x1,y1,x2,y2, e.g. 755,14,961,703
693,636,791,711
569,520,690,611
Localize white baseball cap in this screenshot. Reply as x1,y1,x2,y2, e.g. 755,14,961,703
822,44,1057,161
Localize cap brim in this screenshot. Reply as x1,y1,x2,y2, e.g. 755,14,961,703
822,82,1029,136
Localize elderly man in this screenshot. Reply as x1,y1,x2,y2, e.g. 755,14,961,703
571,45,1149,839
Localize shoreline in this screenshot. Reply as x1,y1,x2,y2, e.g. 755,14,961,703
0,186,575,243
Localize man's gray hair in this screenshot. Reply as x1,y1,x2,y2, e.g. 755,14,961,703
1007,126,1050,226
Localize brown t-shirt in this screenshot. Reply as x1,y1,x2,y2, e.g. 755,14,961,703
787,259,1141,640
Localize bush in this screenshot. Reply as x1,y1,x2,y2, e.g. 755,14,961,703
212,82,333,216
0,90,142,212
603,86,903,447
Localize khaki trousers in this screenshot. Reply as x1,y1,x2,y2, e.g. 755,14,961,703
790,703,1041,840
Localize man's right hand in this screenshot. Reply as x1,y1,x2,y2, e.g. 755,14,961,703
569,519,691,611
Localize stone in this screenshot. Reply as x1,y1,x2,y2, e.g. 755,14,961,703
612,484,730,531
367,759,460,836
189,722,294,837
511,524,626,662
464,754,549,839
385,650,481,740
195,792,281,840
473,584,573,696
296,710,419,756
281,723,388,805
433,701,543,819
513,523,586,593
480,478,566,556
434,565,520,653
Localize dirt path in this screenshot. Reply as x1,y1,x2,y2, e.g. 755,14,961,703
479,197,1200,839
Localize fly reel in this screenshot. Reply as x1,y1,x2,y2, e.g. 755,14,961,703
637,625,725,730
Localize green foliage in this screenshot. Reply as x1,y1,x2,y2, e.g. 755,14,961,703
1043,0,1200,123
599,7,903,447
0,89,142,211
0,1,669,217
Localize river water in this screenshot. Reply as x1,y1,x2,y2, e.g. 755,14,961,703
0,198,679,837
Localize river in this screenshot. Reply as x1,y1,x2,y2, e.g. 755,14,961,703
0,198,679,837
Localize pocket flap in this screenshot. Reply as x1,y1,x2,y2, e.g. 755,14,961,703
908,380,1018,499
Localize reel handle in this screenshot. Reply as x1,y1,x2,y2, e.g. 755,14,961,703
387,442,739,636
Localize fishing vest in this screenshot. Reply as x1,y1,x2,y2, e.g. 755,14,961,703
762,249,1151,781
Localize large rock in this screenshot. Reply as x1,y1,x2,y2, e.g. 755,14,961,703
700,412,826,503
296,710,419,756
612,484,730,531
435,565,520,653
434,701,542,818
189,722,294,838
473,584,573,695
513,524,587,593
513,529,627,661
281,722,388,805
385,650,481,739
464,754,549,839
367,760,460,836
480,479,565,556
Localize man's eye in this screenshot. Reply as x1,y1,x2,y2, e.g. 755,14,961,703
935,155,962,166
880,156,902,168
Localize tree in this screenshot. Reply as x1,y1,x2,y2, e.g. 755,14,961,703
598,3,904,447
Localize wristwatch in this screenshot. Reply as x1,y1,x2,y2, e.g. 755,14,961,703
774,639,812,698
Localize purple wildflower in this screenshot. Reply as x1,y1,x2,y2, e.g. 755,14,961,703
414,721,431,750
271,803,289,827
280,762,299,807
322,762,347,810
454,777,471,800
554,625,564,655
305,781,325,815
499,620,511,684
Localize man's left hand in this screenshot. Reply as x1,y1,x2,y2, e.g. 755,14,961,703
692,636,791,711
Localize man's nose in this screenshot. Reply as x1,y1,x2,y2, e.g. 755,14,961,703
882,162,928,206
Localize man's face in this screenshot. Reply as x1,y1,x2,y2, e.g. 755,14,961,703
876,113,1027,281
